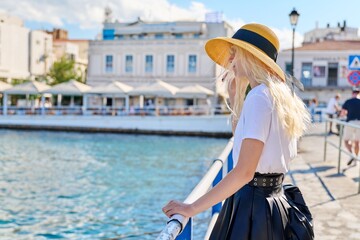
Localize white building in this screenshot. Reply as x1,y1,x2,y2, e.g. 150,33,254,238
29,30,53,79
0,13,29,82
303,21,359,44
278,40,360,104
87,19,234,94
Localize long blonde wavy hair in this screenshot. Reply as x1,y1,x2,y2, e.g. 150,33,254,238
223,46,310,138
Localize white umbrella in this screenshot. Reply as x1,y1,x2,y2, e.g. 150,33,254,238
0,82,12,92
175,84,214,98
129,79,178,97
5,81,50,94
44,80,91,95
87,81,133,96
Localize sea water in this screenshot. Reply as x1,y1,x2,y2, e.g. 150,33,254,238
0,130,228,239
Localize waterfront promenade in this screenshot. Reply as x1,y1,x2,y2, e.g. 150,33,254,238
286,122,360,239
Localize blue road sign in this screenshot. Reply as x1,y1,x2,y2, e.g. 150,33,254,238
348,55,360,70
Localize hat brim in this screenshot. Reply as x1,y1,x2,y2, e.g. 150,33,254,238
205,37,285,81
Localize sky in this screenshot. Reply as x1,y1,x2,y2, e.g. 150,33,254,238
1,0,360,50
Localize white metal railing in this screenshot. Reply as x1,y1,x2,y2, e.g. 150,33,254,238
157,138,234,240
1,104,231,117
323,117,360,193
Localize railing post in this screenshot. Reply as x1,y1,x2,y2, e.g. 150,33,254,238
212,164,223,215
323,120,328,162
227,149,233,172
176,218,192,240
358,163,360,194
337,124,344,174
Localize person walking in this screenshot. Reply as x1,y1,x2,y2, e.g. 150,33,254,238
162,23,313,239
309,98,318,122
341,88,360,166
325,94,341,134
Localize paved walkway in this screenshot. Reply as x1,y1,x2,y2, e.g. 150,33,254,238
285,122,360,240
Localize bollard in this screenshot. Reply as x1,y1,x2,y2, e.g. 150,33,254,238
323,120,328,162
337,125,343,174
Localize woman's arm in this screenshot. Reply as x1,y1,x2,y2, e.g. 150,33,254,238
162,138,264,218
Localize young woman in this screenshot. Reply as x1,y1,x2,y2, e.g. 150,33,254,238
162,23,312,239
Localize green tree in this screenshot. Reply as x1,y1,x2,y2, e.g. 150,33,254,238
47,56,83,85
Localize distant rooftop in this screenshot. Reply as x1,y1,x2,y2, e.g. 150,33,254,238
283,40,360,51
303,20,360,44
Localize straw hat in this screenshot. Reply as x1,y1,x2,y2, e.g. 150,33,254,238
205,23,285,81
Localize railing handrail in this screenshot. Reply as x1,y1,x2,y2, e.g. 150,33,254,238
326,117,360,129
157,137,234,240
323,117,360,193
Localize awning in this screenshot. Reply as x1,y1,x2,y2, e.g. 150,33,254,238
87,81,133,97
175,84,214,98
129,79,179,98
44,80,91,95
5,81,50,95
0,82,12,92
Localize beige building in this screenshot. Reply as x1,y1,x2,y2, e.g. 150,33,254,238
303,21,359,44
0,13,30,82
29,30,53,79
87,19,234,95
278,22,360,105
278,41,360,104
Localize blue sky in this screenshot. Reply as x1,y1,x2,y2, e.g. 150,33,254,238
1,0,360,49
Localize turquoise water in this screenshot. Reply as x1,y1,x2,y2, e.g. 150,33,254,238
0,130,228,239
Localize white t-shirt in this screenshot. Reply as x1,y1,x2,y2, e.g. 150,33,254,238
325,97,338,114
232,84,297,174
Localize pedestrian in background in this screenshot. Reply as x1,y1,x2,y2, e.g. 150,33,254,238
309,97,318,122
341,88,360,166
325,93,341,134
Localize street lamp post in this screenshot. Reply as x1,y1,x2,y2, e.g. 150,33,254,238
289,8,300,77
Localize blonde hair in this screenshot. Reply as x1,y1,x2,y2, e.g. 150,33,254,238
223,46,310,138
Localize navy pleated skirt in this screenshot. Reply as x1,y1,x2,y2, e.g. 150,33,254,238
209,173,291,240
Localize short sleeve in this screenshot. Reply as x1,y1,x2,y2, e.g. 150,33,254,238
241,93,272,143
342,100,349,110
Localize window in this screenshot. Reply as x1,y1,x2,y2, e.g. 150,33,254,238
145,55,153,73
69,54,75,61
301,62,312,87
105,55,113,73
166,55,175,73
125,55,133,73
155,34,164,39
188,55,197,73
174,33,183,39
285,62,292,75
193,33,200,38
327,62,338,86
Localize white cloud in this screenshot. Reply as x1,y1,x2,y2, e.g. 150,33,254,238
272,28,304,51
225,17,303,51
0,0,209,30
0,0,302,48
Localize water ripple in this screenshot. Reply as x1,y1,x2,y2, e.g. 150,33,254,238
0,130,227,239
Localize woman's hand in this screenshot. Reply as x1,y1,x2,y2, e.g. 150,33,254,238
162,200,195,218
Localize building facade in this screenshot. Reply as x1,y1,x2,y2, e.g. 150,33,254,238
29,30,53,79
278,23,360,104
0,14,30,82
87,19,234,93
303,21,359,44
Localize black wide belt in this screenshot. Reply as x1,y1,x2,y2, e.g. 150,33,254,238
248,173,284,187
